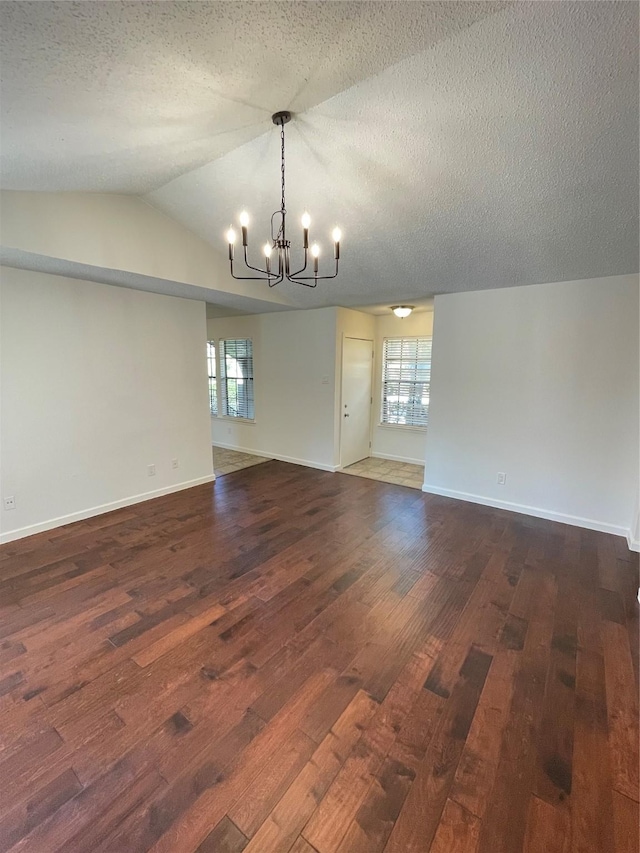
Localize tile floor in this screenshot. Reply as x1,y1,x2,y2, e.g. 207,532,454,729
212,446,272,477
213,447,424,490
340,456,424,490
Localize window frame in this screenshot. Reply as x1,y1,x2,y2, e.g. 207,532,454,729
218,337,256,422
379,335,432,430
207,340,218,417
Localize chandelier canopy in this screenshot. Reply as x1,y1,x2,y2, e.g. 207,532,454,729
226,111,341,288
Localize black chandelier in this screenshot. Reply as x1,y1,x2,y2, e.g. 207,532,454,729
226,111,341,288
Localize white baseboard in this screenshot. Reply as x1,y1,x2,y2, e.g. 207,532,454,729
272,454,339,473
212,442,339,473
371,452,425,466
0,475,216,544
421,483,631,540
627,533,640,552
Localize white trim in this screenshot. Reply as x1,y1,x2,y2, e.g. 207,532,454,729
376,423,427,433
421,483,631,540
214,415,256,425
274,456,338,473
627,532,640,552
372,452,425,466
0,475,216,544
213,441,339,473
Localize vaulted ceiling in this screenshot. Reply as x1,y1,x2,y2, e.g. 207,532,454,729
1,1,638,311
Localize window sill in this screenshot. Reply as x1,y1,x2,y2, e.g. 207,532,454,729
377,423,427,433
212,415,256,425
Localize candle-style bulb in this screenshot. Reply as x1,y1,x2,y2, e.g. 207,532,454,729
332,227,341,260
301,212,310,249
263,242,272,273
239,211,249,247
311,242,320,273
226,227,236,244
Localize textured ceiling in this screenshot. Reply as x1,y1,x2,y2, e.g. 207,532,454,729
0,0,504,193
1,1,638,309
148,0,639,307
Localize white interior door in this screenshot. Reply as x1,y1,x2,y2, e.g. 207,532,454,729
341,337,373,468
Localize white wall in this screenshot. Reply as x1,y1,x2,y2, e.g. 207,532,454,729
208,308,339,470
0,190,291,312
207,306,435,471
424,275,639,541
0,267,214,542
371,310,433,465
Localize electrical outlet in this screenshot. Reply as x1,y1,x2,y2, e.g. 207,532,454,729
171,458,179,469
497,472,506,486
148,464,156,477
3,496,16,510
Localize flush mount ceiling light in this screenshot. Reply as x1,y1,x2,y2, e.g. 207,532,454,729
391,305,415,318
226,111,341,289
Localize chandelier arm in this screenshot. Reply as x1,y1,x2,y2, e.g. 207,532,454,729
230,257,278,282
284,277,317,288
288,248,309,279
242,245,276,277
268,272,286,288
230,271,273,281
230,269,274,281
288,260,339,282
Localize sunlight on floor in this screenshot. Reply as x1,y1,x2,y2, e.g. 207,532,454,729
339,457,424,490
212,446,272,477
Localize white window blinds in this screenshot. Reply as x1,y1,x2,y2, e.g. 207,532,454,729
381,337,432,427
207,341,217,416
219,338,255,420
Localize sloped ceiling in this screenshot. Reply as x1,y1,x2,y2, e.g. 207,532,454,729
1,1,638,311
0,0,505,193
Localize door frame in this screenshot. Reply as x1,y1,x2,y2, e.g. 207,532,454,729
339,333,374,469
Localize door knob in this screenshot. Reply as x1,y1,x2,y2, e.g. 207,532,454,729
344,413,350,418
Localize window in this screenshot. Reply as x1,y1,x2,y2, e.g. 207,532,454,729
207,341,218,416
381,336,432,428
219,338,255,420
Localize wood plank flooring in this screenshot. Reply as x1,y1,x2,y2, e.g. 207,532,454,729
0,461,637,852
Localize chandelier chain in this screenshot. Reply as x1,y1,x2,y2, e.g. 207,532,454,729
272,117,286,245
280,118,286,214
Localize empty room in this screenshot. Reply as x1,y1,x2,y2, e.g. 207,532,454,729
0,2,638,852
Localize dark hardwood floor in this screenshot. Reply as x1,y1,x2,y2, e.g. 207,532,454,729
0,461,638,853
